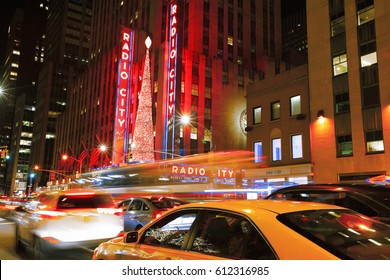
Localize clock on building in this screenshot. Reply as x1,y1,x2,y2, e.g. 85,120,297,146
240,109,247,135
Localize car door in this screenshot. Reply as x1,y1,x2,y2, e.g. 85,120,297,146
135,199,155,226
119,209,199,260
180,210,276,260
123,199,144,231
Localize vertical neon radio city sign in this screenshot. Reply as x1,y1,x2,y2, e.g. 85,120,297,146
163,1,179,158
113,27,134,165
167,2,178,118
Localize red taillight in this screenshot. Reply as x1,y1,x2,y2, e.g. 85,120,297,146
152,211,163,219
37,210,66,219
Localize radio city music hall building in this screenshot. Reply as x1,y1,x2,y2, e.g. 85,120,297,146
50,0,283,183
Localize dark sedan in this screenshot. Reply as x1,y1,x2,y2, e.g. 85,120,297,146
265,183,390,224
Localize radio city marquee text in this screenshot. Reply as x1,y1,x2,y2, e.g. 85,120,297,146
172,165,235,178
167,3,177,117
117,31,131,128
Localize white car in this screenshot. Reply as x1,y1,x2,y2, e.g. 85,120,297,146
14,189,123,259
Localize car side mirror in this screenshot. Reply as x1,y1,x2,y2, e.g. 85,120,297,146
124,231,138,243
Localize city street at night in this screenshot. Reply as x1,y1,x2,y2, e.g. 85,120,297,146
1,2,390,279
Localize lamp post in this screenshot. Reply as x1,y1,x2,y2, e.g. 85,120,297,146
61,154,82,176
33,165,74,189
180,114,213,152
28,173,35,196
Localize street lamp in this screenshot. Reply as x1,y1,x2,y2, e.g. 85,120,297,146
61,154,82,176
99,144,107,152
28,172,35,196
180,114,213,152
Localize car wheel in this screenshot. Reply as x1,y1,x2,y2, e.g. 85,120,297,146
32,236,47,260
15,226,25,252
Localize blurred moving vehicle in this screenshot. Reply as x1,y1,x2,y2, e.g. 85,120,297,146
118,196,189,231
14,189,123,259
93,200,390,260
0,196,36,220
265,183,390,224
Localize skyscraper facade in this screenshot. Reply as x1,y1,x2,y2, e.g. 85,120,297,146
29,0,92,189
2,0,47,195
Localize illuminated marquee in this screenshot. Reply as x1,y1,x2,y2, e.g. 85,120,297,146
172,165,207,176
171,165,235,178
167,2,178,118
113,27,133,164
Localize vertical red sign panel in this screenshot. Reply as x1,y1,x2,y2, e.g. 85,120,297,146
113,27,133,165
163,1,179,158
167,2,178,119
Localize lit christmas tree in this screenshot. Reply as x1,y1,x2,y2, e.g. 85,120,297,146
132,37,155,162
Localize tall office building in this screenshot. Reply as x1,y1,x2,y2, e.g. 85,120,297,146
0,9,24,190
281,2,307,68
245,0,390,184
308,0,390,182
28,0,92,189
2,0,47,195
51,0,283,184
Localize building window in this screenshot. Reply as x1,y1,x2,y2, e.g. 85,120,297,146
272,138,282,161
228,36,233,46
362,84,380,107
253,106,262,124
291,134,303,159
365,130,384,153
335,92,350,113
290,95,301,116
190,126,198,140
333,53,348,76
271,101,280,121
331,17,345,37
329,0,345,20
360,63,378,86
357,6,374,26
337,134,353,156
254,142,262,163
360,51,377,67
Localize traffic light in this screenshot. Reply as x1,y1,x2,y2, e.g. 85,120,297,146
34,165,39,170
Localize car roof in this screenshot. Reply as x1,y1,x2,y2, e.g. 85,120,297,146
266,183,390,195
174,199,344,215
119,196,187,202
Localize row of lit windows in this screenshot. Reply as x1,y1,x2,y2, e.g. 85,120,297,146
329,0,383,156
252,95,301,125
254,134,303,163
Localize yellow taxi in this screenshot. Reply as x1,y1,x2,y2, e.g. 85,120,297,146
92,199,390,260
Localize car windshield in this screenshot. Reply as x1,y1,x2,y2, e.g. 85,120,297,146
278,209,390,259
361,190,390,207
57,194,116,209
